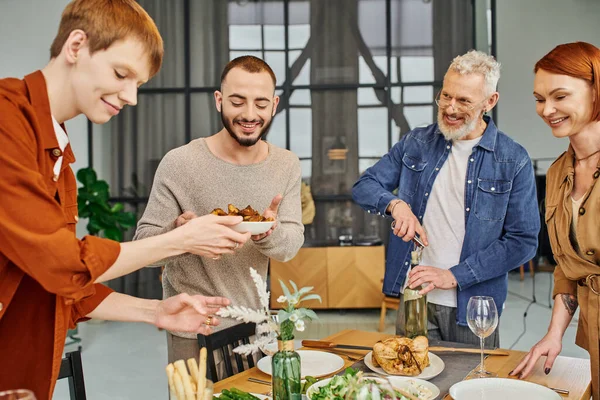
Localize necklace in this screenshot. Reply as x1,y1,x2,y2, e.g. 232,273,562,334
575,149,600,162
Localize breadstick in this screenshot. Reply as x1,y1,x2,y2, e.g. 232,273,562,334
187,357,199,385
197,347,208,400
166,363,176,398
174,359,195,400
173,370,186,400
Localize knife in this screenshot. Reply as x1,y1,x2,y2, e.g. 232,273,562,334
301,340,510,356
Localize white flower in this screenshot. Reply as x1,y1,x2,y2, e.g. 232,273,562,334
288,297,299,306
295,319,305,332
289,313,299,322
277,295,287,304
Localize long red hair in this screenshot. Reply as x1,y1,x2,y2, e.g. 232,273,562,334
535,42,600,122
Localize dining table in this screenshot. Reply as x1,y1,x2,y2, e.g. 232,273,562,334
213,329,591,399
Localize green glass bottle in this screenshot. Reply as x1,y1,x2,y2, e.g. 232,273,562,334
271,340,301,400
404,244,428,338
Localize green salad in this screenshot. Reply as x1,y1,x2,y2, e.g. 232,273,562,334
308,368,359,400
306,368,432,400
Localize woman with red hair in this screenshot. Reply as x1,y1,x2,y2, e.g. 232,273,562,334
511,41,600,398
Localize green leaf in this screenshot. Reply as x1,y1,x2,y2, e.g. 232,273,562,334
90,181,110,202
110,203,124,213
103,227,122,241
278,309,291,322
279,279,292,299
290,280,299,294
300,294,322,303
76,167,97,187
279,319,295,341
297,286,315,296
116,211,137,227
87,220,102,235
300,308,319,321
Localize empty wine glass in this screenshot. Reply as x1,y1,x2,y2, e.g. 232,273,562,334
345,373,398,400
0,389,36,400
466,296,499,378
255,312,279,356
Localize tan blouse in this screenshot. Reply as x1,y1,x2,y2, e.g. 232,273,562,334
546,146,600,398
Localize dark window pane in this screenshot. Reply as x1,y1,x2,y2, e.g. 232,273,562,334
191,93,221,140
140,0,185,88
190,0,229,87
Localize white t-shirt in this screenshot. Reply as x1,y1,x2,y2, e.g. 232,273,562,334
52,116,69,177
418,137,481,307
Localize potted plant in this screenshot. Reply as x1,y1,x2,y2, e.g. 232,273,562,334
76,167,137,241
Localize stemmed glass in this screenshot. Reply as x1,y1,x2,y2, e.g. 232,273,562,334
0,389,36,400
466,296,499,378
344,373,398,400
255,311,279,356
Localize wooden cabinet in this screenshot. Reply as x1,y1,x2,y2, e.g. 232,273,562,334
270,246,385,309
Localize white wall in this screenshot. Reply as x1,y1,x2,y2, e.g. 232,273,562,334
0,0,90,174
497,0,600,173
0,0,93,236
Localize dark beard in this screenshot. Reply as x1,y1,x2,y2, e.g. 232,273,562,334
220,109,273,147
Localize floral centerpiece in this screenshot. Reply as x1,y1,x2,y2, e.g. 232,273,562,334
217,268,321,400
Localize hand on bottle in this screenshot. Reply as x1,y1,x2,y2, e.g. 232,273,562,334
407,265,457,295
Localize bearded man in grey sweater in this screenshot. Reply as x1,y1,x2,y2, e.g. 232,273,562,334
134,56,304,374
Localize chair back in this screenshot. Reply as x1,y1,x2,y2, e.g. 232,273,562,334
58,350,87,400
197,322,259,382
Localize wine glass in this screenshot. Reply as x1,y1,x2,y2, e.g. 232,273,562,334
0,389,36,400
345,373,398,400
466,296,499,378
255,312,279,356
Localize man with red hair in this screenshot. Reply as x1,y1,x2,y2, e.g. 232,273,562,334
0,1,250,398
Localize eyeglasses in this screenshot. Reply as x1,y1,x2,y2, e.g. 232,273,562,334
435,91,487,113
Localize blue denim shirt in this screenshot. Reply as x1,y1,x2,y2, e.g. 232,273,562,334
352,117,540,326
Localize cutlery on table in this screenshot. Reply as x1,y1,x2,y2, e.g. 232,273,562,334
248,377,272,386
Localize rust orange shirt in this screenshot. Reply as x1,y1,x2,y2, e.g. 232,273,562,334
0,71,121,399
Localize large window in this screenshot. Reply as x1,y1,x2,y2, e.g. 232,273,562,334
94,0,495,246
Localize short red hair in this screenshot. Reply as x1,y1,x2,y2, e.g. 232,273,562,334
535,42,600,122
50,0,163,77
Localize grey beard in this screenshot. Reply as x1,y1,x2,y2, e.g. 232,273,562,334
438,112,482,141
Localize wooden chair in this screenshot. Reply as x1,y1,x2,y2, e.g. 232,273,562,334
378,295,400,332
197,323,259,382
58,350,87,400
519,259,535,281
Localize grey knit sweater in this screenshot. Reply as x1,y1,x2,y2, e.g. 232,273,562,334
134,138,304,338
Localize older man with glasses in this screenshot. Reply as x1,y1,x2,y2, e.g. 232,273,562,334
352,50,540,346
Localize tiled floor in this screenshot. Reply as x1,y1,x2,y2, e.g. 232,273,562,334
53,271,589,399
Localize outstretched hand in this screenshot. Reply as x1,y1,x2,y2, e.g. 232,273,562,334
154,293,230,335
252,194,283,241
509,333,563,379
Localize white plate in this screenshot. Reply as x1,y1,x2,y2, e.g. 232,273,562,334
449,378,561,400
257,350,345,378
364,351,445,381
215,393,270,399
233,221,274,235
306,376,440,399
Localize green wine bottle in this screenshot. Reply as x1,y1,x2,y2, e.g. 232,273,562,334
404,244,428,338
